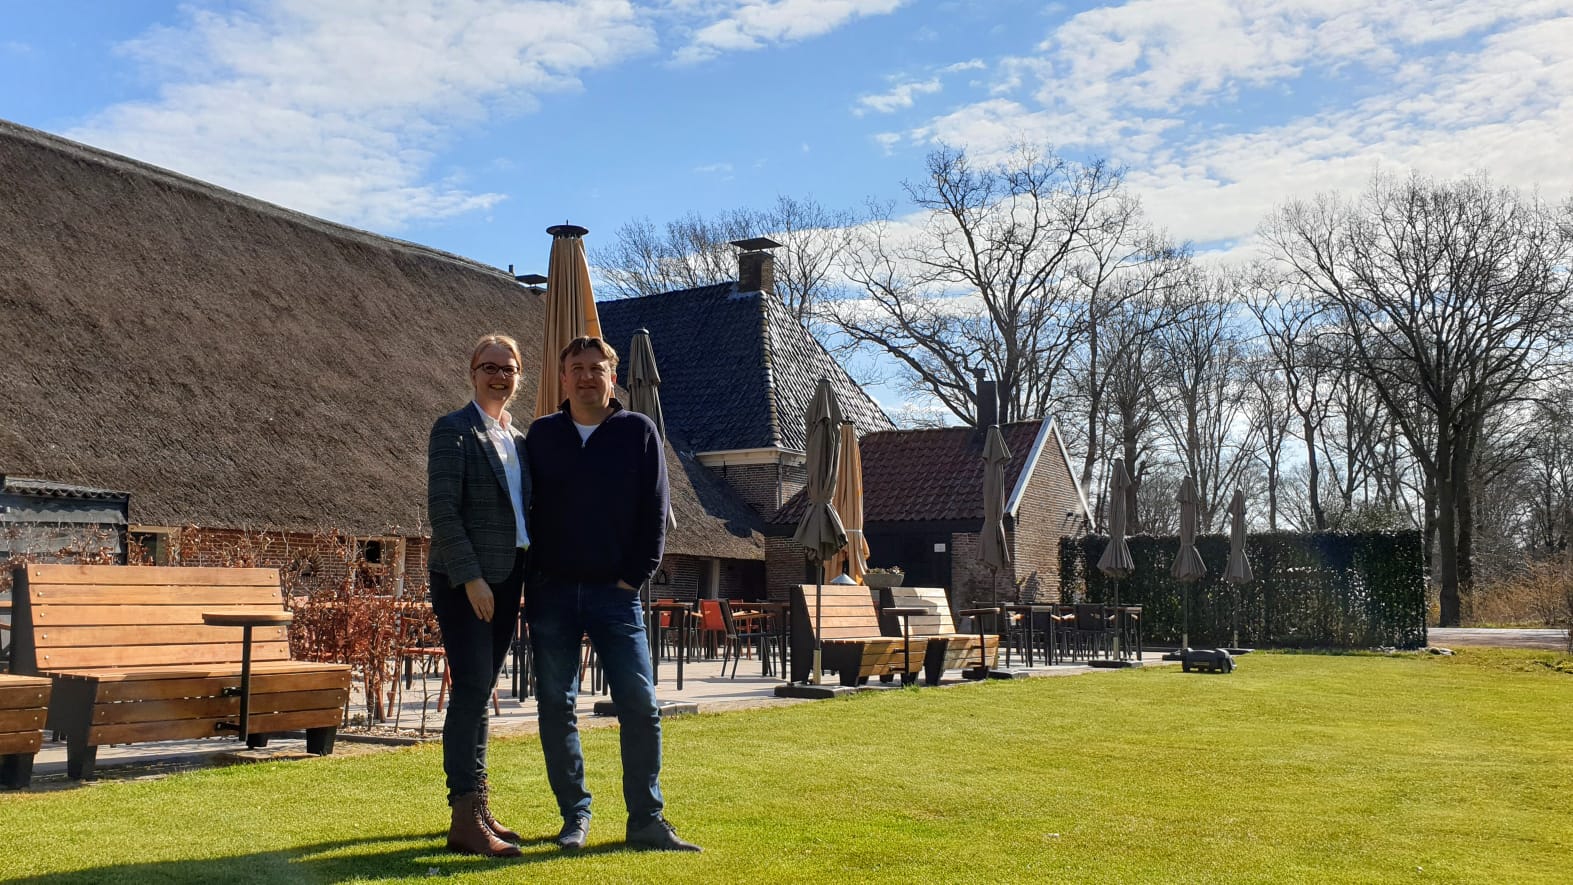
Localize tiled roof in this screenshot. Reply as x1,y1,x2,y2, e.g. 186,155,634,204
771,420,1050,524
598,285,893,453
663,430,766,560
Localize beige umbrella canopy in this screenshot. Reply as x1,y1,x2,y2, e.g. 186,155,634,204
979,424,1013,606
827,421,869,585
1172,475,1207,650
536,224,603,418
793,378,847,685
626,329,676,532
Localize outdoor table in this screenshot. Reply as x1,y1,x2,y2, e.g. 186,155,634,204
1116,605,1143,662
649,602,693,690
882,606,925,685
959,606,1003,677
1003,604,1057,666
729,601,789,678
201,609,292,742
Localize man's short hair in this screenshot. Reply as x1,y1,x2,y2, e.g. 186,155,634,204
559,336,619,371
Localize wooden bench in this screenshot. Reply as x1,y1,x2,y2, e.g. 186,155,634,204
8,564,352,780
790,583,925,686
875,586,999,685
0,674,51,789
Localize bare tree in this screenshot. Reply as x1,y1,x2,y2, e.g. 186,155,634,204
1264,173,1573,625
829,144,1153,426
592,196,856,323
1150,271,1258,531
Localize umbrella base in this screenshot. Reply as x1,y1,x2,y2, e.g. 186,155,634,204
963,667,1028,680
593,699,699,718
1087,659,1144,669
774,683,858,700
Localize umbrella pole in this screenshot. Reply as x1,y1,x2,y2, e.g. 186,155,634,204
1182,582,1190,652
809,561,824,685
1111,577,1122,661
1231,586,1240,649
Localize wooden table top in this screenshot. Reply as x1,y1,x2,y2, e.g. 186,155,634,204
202,610,294,627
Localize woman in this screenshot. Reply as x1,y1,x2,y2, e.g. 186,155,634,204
426,333,531,857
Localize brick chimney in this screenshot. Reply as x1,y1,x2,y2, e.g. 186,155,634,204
730,236,783,294
974,368,998,429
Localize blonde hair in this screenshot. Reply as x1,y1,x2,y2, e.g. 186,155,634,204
469,333,523,403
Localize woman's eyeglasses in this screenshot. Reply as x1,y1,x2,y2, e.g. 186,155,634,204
473,362,520,377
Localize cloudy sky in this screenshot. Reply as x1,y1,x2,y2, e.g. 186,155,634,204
4,1,1572,282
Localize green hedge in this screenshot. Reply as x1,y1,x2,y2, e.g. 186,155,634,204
1058,531,1427,650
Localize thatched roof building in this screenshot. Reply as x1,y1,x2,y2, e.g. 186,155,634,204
0,118,762,560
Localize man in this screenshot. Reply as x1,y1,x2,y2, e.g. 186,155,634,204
525,335,700,853
426,334,530,858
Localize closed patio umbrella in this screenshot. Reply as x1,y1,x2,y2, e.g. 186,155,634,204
979,424,1013,606
792,378,847,685
536,223,602,418
1096,459,1136,660
827,421,870,585
626,329,676,534
1171,475,1207,651
1224,489,1253,648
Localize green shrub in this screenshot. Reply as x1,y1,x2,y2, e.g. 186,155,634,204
1060,531,1426,649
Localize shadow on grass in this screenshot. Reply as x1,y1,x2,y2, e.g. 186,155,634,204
5,833,644,883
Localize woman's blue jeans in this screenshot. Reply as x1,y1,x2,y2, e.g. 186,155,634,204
526,579,664,828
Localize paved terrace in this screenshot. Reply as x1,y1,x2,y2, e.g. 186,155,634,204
26,650,1166,785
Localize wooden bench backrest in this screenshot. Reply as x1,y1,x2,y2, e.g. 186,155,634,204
9,564,289,674
881,586,961,635
792,582,882,640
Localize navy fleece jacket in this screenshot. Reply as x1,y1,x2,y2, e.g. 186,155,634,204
524,399,669,589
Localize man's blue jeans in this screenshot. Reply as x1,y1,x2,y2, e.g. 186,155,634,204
429,553,524,803
526,580,664,828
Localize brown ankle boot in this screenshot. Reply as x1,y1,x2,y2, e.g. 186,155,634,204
447,793,522,857
477,778,521,843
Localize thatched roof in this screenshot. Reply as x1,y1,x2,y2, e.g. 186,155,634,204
0,118,762,558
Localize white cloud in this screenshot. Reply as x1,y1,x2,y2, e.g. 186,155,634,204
694,162,734,176
2,40,32,56
890,1,1573,252
855,78,941,115
674,0,906,64
69,0,655,230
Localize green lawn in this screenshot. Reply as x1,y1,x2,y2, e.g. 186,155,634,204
2,651,1570,884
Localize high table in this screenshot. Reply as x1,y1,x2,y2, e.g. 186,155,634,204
201,609,293,742
881,606,926,685
648,602,694,690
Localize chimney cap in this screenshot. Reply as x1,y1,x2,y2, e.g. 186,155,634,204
516,273,548,285
547,223,590,238
729,236,783,252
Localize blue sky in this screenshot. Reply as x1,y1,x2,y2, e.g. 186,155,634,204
4,1,1572,333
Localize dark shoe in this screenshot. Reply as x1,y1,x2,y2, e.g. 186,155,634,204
477,778,521,843
447,793,522,858
556,814,590,851
626,816,702,852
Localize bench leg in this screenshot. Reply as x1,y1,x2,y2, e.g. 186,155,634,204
1,753,34,789
247,734,271,749
66,734,98,781
306,726,337,756
923,641,948,687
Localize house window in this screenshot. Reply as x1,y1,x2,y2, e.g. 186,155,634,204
127,526,178,565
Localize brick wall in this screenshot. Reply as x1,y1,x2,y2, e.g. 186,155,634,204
709,462,783,515
1007,422,1088,603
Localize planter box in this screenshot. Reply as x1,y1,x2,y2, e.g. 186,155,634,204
864,573,905,589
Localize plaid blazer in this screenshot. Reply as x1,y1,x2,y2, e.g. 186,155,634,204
426,403,530,586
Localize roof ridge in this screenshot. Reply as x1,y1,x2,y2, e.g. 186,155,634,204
0,116,515,283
